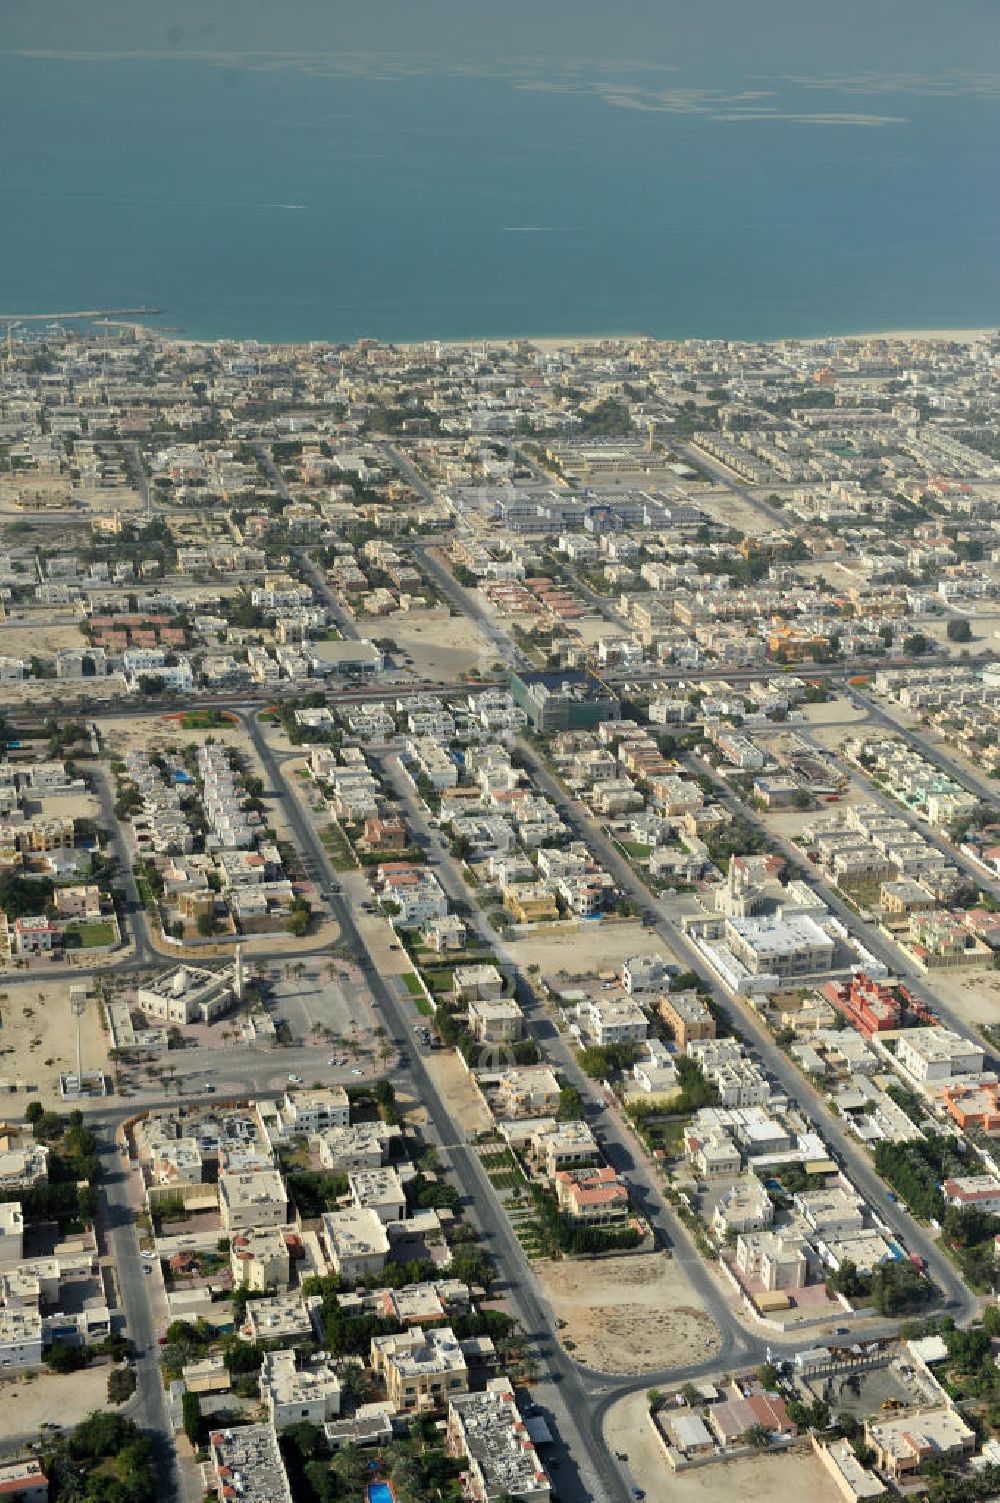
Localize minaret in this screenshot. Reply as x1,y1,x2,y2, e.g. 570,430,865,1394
234,944,244,1003
70,987,86,1084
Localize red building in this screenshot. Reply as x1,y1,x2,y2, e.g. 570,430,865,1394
822,973,934,1039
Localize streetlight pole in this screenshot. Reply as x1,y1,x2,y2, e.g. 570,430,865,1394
70,990,86,1086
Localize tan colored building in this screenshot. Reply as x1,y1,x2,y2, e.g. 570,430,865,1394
530,1120,600,1179
183,1355,232,1396
493,1066,561,1120
657,989,715,1049
230,1226,292,1291
468,997,524,1045
736,1230,809,1291
454,964,504,1002
321,1207,390,1283
178,889,216,922
218,1170,288,1232
18,817,75,854
371,1324,469,1411
53,884,103,919
880,880,935,917
866,1406,974,1481
0,1458,49,1503
502,883,559,924
554,1166,630,1226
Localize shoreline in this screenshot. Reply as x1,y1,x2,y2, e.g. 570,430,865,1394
6,314,997,351
400,326,1000,350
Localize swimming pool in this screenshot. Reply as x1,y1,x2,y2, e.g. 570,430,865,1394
366,1485,395,1503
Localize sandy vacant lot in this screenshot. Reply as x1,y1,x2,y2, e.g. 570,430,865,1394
573,618,625,646
0,1364,113,1447
694,484,775,535
421,1050,492,1136
914,611,1000,661
603,1394,842,1503
536,1251,721,1375
356,608,494,680
798,694,869,729
392,1083,430,1132
340,872,413,979
0,979,108,1104
507,919,676,978
96,714,249,762
925,969,1000,1030
0,617,88,660
661,1447,843,1503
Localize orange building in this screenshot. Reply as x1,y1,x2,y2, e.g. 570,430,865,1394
941,1082,1000,1134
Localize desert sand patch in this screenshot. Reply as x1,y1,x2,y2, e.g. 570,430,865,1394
506,918,676,978
536,1250,721,1375
356,608,494,680
603,1392,842,1503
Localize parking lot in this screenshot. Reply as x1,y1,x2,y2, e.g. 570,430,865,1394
267,958,377,1047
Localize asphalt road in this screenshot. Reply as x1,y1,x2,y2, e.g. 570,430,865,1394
380,750,754,1369
411,540,534,674
794,725,1000,903
90,760,157,967
98,1134,186,1502
677,439,790,529
296,552,362,643
515,737,979,1325
849,683,1000,809
242,709,636,1501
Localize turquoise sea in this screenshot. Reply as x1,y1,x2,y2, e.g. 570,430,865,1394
1,49,999,344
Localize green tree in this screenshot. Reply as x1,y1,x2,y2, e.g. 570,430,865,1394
330,1445,370,1492
287,908,311,937
982,1304,1000,1337
182,1389,202,1448
556,1085,585,1120
870,1260,930,1316
107,1365,137,1404
46,1340,88,1373
810,1397,831,1431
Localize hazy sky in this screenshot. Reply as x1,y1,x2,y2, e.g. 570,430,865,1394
4,0,1000,86
2,0,999,342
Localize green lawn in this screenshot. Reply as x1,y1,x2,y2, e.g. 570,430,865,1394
401,973,433,1015
422,968,456,996
180,710,230,730
487,1171,523,1191
319,824,358,871
64,920,118,949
